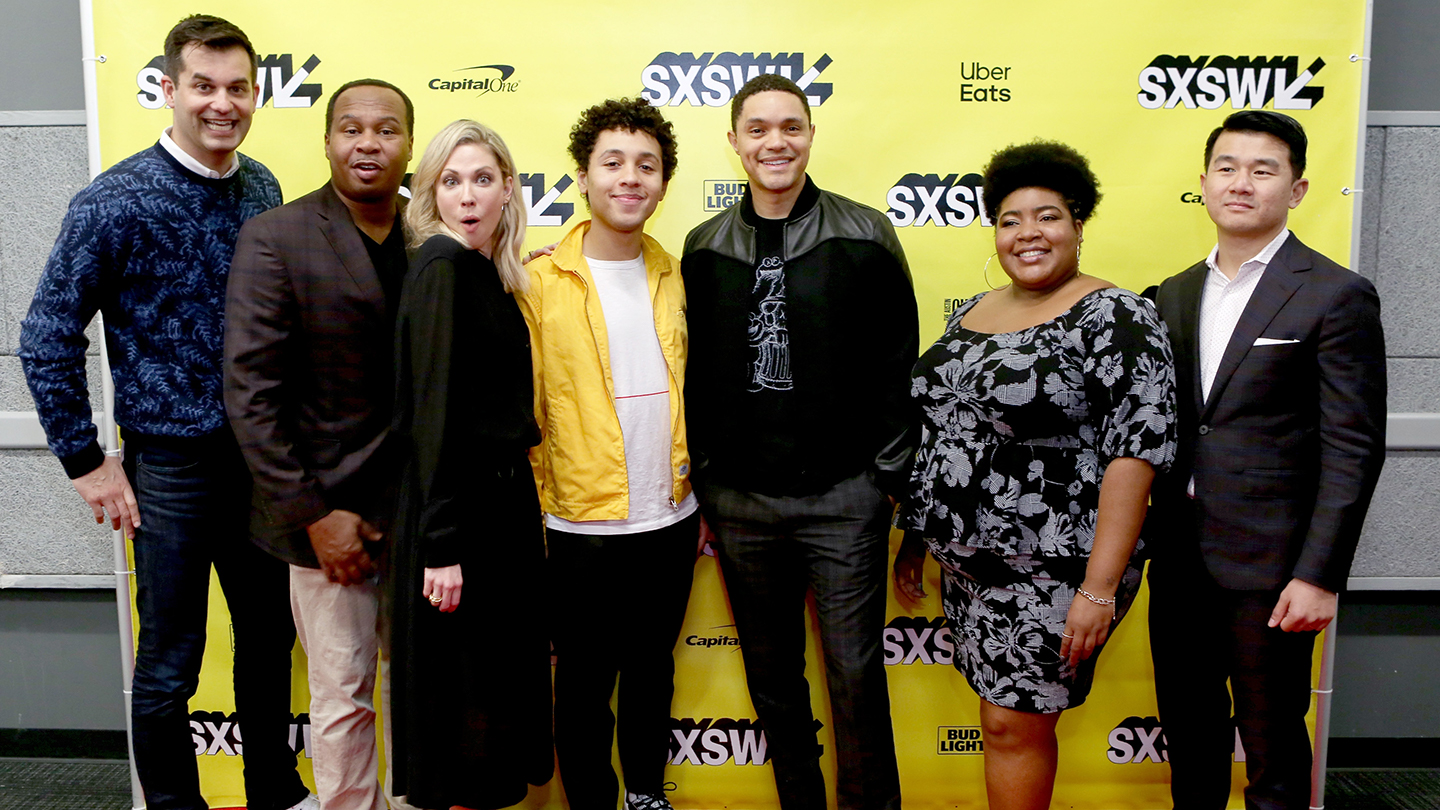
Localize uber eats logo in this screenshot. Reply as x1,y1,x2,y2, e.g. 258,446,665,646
1137,55,1325,110
885,173,991,229
136,54,321,109
669,717,779,765
641,52,834,108
882,616,956,665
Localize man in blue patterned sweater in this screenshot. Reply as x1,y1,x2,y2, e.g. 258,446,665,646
19,15,314,810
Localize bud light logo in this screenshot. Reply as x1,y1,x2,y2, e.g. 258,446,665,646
938,726,983,755
703,179,748,212
641,52,833,108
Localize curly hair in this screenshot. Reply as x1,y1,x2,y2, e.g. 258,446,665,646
568,97,678,182
982,140,1101,223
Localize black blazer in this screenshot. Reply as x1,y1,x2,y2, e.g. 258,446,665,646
224,183,403,567
1150,233,1386,592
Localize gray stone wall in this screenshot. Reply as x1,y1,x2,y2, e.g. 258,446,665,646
0,125,111,579
1351,126,1440,579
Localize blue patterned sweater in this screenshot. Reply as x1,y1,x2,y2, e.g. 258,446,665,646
19,143,282,478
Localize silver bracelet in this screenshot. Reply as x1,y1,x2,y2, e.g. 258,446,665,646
1076,587,1116,607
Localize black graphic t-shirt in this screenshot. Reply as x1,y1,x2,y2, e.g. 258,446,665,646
744,217,799,479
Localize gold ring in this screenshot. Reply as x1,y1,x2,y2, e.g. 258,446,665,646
429,595,443,605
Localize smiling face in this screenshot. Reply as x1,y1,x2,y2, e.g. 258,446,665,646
1201,130,1308,241
994,186,1084,293
578,128,667,240
160,43,256,173
435,142,512,256
324,84,413,206
728,90,814,206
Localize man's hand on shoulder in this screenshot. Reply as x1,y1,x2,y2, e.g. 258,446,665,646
307,509,379,585
72,456,140,538
1269,578,1338,632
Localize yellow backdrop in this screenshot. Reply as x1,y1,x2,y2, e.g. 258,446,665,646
92,1,1366,807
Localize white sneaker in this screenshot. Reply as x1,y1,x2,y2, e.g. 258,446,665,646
625,786,676,810
286,793,321,810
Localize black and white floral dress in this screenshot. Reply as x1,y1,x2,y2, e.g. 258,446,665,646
899,287,1176,712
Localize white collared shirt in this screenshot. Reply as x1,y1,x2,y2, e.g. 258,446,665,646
159,128,239,179
1198,227,1291,403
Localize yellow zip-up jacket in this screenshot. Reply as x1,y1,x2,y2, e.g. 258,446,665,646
517,221,692,522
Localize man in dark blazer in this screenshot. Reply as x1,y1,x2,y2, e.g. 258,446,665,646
1148,110,1386,810
225,79,414,810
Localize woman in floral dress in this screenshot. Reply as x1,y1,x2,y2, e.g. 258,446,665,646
894,141,1177,810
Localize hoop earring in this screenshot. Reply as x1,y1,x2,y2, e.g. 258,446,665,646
982,253,1005,290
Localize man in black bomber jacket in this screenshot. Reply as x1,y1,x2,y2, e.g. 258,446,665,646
681,74,917,810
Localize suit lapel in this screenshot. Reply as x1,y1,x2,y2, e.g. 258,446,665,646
314,183,388,309
1200,235,1308,421
1169,263,1208,417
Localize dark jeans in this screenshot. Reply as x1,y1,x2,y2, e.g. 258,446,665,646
699,472,901,810
1149,557,1318,810
124,430,307,810
548,514,699,810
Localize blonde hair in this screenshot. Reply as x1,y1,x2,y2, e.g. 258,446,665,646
405,119,528,293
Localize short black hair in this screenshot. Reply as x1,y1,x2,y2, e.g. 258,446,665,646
1204,110,1307,177
730,74,810,132
325,79,415,137
163,14,256,82
982,140,1102,223
568,97,679,182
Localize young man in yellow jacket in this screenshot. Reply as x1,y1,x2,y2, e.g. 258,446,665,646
519,97,700,810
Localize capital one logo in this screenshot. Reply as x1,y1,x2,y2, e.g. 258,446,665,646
1137,55,1324,110
641,52,833,108
136,54,322,110
885,173,992,229
520,173,575,228
882,616,956,665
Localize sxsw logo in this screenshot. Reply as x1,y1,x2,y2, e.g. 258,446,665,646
882,616,955,665
520,173,575,227
703,179,748,212
1137,55,1325,110
428,64,520,96
938,726,983,755
669,717,775,765
885,173,992,229
136,54,321,110
190,710,312,758
1108,716,1248,764
641,52,834,108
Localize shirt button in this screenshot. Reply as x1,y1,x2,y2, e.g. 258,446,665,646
1198,425,1211,435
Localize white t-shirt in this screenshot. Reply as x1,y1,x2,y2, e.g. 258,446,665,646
545,254,697,535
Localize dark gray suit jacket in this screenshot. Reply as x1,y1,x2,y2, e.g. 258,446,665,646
1150,233,1386,592
224,183,402,568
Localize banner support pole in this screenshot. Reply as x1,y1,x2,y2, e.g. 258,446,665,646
78,0,144,806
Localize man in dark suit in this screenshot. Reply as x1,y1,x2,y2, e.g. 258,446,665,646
1148,111,1386,810
225,79,414,810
